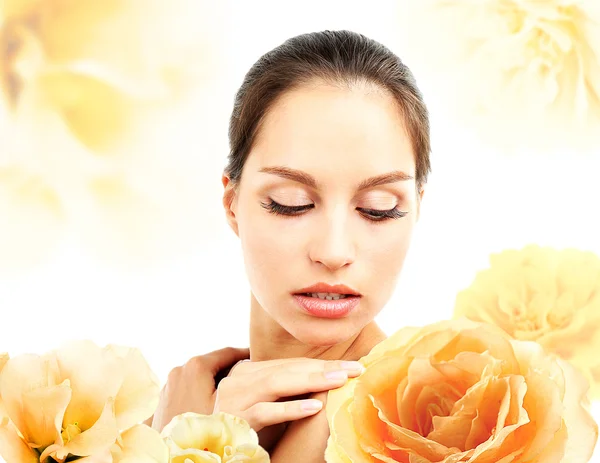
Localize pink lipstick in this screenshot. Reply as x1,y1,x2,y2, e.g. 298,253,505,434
292,283,361,319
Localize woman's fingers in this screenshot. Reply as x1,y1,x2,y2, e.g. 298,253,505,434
252,367,353,402
215,359,364,425
223,360,363,403
241,398,325,431
214,357,365,432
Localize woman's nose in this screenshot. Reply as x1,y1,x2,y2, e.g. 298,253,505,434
308,216,356,271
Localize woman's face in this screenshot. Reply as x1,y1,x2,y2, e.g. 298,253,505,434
224,81,422,346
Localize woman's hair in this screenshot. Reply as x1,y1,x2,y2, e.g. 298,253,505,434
225,30,431,189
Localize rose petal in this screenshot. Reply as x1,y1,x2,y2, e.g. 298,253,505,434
20,380,72,450
76,448,114,463
0,353,9,418
0,353,62,443
161,412,260,459
512,340,566,393
494,376,528,433
167,446,221,463
517,371,564,460
428,378,490,451
222,442,270,463
357,355,412,427
355,392,452,461
112,424,169,463
433,326,518,371
54,340,123,431
0,353,8,373
43,397,119,461
326,398,370,463
400,358,456,433
104,345,161,430
361,326,422,366
457,376,530,462
556,358,598,462
0,416,39,463
326,377,357,424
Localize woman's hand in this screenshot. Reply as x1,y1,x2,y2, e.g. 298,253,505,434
270,391,329,463
148,347,250,431
213,358,363,431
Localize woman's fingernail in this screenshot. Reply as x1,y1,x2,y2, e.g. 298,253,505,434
341,361,364,373
325,370,348,381
302,399,323,411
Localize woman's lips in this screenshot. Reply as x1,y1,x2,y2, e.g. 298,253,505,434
293,294,361,319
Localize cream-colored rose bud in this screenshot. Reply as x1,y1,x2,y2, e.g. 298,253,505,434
161,412,270,463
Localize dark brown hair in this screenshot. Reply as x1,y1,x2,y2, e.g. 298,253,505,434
225,30,431,188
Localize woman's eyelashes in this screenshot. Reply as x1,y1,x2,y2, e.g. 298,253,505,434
358,207,408,221
261,200,314,216
260,199,407,222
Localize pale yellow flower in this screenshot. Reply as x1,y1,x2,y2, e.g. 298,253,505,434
161,412,270,463
0,353,7,373
398,0,600,153
325,318,598,463
0,340,161,463
0,0,211,151
454,244,600,399
110,424,169,463
0,0,219,270
0,352,8,416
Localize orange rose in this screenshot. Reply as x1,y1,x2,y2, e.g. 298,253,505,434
325,318,598,463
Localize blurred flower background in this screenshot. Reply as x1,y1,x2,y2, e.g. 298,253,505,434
0,0,225,269
396,0,600,155
1,1,600,460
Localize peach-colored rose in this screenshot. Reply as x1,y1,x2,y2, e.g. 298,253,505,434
454,245,600,398
0,352,8,416
161,412,270,463
325,318,598,463
0,341,163,463
0,353,8,370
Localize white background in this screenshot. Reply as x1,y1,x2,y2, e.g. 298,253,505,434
1,1,599,458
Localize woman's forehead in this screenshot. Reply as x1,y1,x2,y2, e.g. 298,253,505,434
249,84,415,174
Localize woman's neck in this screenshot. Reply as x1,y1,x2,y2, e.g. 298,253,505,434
248,293,387,362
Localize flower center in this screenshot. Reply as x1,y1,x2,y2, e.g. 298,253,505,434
61,422,82,444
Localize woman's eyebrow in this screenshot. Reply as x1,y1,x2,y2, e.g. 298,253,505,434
259,166,414,190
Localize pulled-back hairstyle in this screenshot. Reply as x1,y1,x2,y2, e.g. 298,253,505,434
225,30,431,188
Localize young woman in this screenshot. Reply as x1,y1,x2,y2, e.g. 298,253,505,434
150,29,431,461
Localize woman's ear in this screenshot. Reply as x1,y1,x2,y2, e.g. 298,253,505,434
415,186,425,221
222,174,239,236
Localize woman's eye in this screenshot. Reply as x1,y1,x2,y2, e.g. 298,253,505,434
261,200,314,216
261,200,407,221
357,207,408,222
